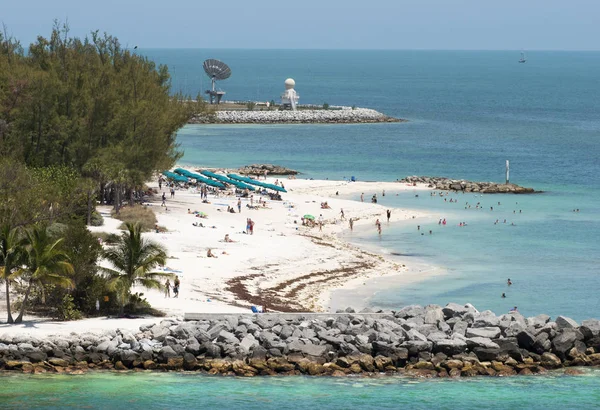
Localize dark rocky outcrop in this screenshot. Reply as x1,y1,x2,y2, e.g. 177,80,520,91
399,176,535,194
0,304,597,377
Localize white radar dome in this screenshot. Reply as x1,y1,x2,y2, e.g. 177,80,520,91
284,78,296,89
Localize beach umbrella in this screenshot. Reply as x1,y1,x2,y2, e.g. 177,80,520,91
303,214,315,220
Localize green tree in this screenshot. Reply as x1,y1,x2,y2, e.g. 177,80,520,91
0,224,22,323
101,222,168,315
15,224,74,323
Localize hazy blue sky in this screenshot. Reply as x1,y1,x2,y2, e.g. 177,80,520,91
3,0,599,50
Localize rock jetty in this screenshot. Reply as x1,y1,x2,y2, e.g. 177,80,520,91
2,304,599,377
401,176,535,194
189,108,402,124
236,164,298,176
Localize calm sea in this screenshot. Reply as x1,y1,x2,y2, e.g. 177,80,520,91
5,50,597,408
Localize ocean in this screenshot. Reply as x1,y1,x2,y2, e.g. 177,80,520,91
2,370,600,409
4,49,599,408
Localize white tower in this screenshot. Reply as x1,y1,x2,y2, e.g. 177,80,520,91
281,78,299,111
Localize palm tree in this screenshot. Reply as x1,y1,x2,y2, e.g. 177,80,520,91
101,222,168,315
14,225,74,324
0,225,22,323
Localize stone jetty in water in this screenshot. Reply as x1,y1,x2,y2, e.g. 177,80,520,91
1,303,599,377
236,164,298,176
401,176,536,194
189,107,403,124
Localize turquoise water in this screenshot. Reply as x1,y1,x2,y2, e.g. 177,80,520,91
2,370,600,409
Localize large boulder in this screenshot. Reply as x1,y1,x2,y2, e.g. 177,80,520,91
424,306,445,324
395,305,424,319
516,330,536,351
465,327,501,339
527,314,551,328
151,326,171,342
442,303,469,319
466,337,499,349
452,321,468,337
580,319,600,340
402,341,433,355
552,330,580,358
433,339,467,356
472,311,500,328
473,348,501,362
555,316,579,330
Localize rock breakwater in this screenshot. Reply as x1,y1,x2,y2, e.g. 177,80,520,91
236,164,298,176
189,108,403,124
1,304,599,377
401,176,535,194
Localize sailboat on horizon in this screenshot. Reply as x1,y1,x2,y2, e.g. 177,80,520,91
518,51,527,63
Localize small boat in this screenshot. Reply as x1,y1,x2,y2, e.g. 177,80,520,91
518,51,526,63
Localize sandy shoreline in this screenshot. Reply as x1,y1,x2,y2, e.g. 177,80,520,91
1,173,439,336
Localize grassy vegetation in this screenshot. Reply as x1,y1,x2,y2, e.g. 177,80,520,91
112,206,157,232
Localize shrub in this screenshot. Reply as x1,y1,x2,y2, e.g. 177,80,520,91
93,232,120,245
57,294,83,321
246,101,256,111
323,102,330,110
90,211,104,226
112,205,157,231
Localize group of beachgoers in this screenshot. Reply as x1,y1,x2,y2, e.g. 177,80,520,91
164,276,181,298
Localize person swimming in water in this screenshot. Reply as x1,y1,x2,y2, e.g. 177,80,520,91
507,278,512,286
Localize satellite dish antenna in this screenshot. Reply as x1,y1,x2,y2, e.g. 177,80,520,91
203,59,231,104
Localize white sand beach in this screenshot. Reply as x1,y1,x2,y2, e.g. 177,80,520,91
121,176,433,314
2,174,438,337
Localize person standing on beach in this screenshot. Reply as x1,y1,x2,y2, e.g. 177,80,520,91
349,218,354,231
249,219,255,235
164,279,171,298
237,198,242,213
318,214,324,231
340,209,345,220
386,209,391,222
250,195,254,206
161,192,166,206
173,276,180,298
170,187,175,198
360,193,364,202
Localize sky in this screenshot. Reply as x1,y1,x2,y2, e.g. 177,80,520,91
2,0,599,50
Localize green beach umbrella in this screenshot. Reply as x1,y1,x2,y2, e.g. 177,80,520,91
303,214,315,220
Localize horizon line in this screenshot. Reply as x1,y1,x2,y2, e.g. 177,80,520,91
129,47,600,52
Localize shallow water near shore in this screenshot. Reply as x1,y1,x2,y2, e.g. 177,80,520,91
2,370,600,409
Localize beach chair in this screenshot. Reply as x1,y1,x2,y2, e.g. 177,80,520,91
351,176,356,182
251,306,260,313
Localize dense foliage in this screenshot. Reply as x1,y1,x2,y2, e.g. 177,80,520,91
0,24,185,322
